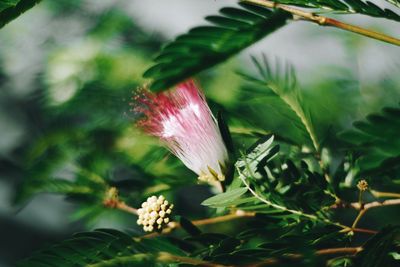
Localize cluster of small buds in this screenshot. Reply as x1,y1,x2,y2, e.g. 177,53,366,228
357,179,369,192
137,195,173,232
103,187,119,208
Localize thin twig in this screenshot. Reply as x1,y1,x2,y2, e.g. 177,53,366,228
242,0,400,46
115,201,138,215
192,210,256,226
158,252,228,267
371,190,400,199
363,198,400,210
352,227,378,235
331,198,400,230
142,210,256,238
351,209,367,229
332,198,400,211
316,247,363,256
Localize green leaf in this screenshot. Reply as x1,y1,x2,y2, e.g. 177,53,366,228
271,0,400,21
385,0,400,9
338,103,400,176
354,226,400,267
239,55,319,151
17,229,186,267
143,5,291,91
201,187,248,207
0,0,42,29
0,0,18,12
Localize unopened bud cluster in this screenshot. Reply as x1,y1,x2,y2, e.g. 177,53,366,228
357,179,368,192
137,195,173,232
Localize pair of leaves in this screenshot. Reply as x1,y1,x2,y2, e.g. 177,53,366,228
143,3,291,91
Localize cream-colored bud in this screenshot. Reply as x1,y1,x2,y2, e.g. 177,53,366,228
159,210,165,218
136,195,174,233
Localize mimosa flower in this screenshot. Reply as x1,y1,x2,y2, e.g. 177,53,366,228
132,80,228,183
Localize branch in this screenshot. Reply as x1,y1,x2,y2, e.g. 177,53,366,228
352,227,378,235
332,198,400,230
333,198,400,211
142,210,256,238
363,198,400,210
157,252,227,267
237,164,348,229
115,201,138,215
242,0,400,46
371,190,400,199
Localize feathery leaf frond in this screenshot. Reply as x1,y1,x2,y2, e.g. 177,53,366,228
143,4,291,91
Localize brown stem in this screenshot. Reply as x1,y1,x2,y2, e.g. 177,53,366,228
352,227,378,235
332,198,400,211
316,247,362,256
363,198,400,210
331,198,400,232
191,210,256,226
351,209,367,229
371,190,400,199
115,201,138,215
242,0,400,46
141,211,256,238
158,252,228,267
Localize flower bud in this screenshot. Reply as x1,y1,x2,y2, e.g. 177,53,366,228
136,195,174,232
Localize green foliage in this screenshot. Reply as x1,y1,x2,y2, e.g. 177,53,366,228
272,0,400,21
2,0,400,266
202,136,336,228
143,4,291,91
0,0,41,28
386,0,400,8
355,226,400,267
18,224,353,266
17,229,185,267
338,104,400,177
238,55,319,151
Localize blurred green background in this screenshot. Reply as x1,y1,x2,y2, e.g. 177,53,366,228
0,0,399,266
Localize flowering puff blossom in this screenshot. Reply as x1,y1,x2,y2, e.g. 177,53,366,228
133,80,229,183
137,195,173,232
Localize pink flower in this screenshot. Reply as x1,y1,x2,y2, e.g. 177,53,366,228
133,80,228,183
